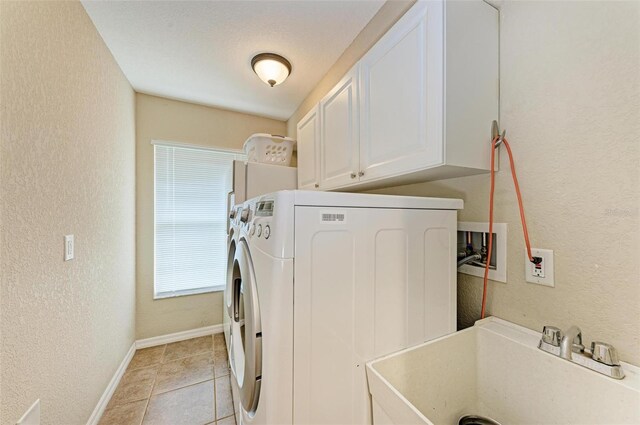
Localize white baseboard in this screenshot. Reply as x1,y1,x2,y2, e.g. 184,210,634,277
86,342,136,425
135,324,224,349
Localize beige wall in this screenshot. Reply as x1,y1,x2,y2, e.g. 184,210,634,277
1,2,136,424
286,0,415,139
136,93,286,339
372,1,640,363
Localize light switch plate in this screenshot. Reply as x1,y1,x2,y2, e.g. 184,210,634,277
525,248,554,287
64,235,74,261
16,399,40,425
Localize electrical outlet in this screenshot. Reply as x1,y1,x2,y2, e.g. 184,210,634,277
64,235,74,261
532,257,545,277
525,248,554,287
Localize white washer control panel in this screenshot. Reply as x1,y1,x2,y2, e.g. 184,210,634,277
255,200,274,217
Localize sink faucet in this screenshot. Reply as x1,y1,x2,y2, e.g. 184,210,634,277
539,324,624,379
560,325,584,360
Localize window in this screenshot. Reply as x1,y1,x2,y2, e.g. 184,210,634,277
154,142,245,298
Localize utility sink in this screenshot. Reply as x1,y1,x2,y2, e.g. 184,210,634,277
367,317,640,425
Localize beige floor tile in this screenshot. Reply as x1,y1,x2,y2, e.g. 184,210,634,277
128,345,166,370
143,380,215,425
217,416,236,425
213,333,226,352
215,375,234,420
163,336,213,362
213,333,230,377
107,365,158,408
153,352,214,394
99,399,147,425
213,347,230,378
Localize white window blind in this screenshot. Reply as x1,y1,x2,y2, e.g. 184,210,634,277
154,143,245,298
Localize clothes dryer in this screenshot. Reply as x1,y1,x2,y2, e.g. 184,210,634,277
226,191,462,425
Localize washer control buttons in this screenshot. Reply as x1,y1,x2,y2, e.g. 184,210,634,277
257,224,262,237
250,224,256,236
264,225,271,239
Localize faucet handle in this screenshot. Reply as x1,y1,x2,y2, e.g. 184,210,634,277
591,342,621,366
542,326,562,347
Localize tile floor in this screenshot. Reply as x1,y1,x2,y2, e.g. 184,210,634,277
99,333,236,425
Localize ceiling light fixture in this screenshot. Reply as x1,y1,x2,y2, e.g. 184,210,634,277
251,53,292,87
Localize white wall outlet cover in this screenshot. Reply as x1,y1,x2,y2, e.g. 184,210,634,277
64,234,74,261
525,248,554,287
16,399,40,425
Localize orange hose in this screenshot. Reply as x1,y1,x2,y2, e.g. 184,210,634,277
481,137,498,319
502,138,535,263
481,136,534,319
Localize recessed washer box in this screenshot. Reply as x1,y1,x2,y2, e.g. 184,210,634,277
457,222,507,283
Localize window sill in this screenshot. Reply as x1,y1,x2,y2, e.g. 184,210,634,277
154,286,224,300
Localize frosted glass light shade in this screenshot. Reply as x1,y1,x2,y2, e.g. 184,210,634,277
251,53,292,87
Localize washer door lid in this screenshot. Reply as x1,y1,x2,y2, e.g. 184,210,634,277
224,237,236,320
232,239,262,416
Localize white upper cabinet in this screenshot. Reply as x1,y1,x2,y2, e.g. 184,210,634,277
297,0,499,191
319,66,359,190
296,105,320,190
359,1,443,182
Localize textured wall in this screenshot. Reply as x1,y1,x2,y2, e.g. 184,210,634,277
1,2,136,424
136,93,286,339
286,0,415,139
373,1,640,364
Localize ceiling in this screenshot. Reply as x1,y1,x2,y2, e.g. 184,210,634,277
82,1,384,121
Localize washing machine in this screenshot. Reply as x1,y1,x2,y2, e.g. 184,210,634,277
224,202,243,354
226,190,462,425
227,194,294,423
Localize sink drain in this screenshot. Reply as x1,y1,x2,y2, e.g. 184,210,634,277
458,414,502,425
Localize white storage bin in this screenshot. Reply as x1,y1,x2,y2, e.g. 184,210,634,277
243,133,296,166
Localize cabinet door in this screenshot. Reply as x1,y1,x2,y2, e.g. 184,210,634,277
359,1,444,182
296,106,320,190
319,66,359,190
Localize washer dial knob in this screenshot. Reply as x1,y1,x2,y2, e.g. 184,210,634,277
240,208,250,223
